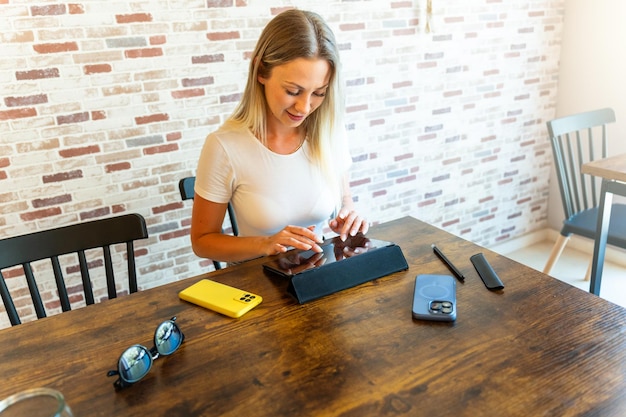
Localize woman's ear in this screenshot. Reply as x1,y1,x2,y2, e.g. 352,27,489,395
255,57,267,84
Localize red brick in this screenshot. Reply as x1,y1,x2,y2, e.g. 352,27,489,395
84,64,111,74
0,158,9,168
153,202,184,214
57,112,89,125
112,204,126,213
206,31,240,41
0,108,37,120
391,1,412,7
171,88,205,99
80,207,111,221
0,171,7,180
417,61,437,69
16,68,60,80
69,4,85,14
135,113,169,125
208,0,235,6
191,54,224,64
220,93,240,103
396,175,416,184
143,143,179,155
159,229,188,241
182,76,214,87
105,162,131,173
347,104,367,113
4,94,47,107
31,4,66,16
20,207,63,221
32,194,72,208
340,23,365,31
395,105,416,113
124,48,163,58
59,145,101,158
43,170,83,184
350,178,371,187
393,28,416,36
442,157,461,165
442,219,460,228
91,110,106,120
393,81,412,89
150,35,166,45
116,13,153,24
394,153,413,162
166,132,182,141
33,42,79,54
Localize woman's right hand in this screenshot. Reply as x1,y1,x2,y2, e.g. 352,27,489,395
263,225,324,256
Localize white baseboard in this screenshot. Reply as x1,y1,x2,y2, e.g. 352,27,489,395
490,228,626,268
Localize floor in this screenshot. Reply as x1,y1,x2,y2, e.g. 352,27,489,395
499,240,626,309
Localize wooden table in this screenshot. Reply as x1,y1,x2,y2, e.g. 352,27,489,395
582,153,626,294
1,217,625,416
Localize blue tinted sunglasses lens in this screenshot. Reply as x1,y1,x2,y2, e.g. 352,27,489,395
108,317,184,388
155,319,183,355
119,345,153,384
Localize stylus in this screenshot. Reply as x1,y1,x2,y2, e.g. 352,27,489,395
431,244,465,282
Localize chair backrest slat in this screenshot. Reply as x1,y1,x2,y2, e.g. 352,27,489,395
178,176,239,270
0,271,19,325
78,250,95,306
547,108,615,220
0,214,148,326
103,245,117,300
23,263,46,320
127,241,138,293
51,256,71,312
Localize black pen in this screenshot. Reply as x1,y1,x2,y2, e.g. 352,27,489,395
431,244,465,282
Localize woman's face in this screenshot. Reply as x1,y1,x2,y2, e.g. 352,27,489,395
258,57,331,131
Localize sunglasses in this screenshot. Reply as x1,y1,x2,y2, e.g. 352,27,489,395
107,316,184,389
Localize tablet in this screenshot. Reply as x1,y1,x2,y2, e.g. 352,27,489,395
262,234,396,277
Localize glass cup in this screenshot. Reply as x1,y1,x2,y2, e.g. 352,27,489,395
0,388,73,416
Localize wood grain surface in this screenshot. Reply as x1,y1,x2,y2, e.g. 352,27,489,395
1,217,624,417
582,153,626,183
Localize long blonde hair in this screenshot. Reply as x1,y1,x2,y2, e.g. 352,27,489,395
228,9,345,196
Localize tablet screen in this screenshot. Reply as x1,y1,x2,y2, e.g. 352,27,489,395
262,234,393,277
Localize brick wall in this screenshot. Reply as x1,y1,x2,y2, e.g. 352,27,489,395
0,0,564,328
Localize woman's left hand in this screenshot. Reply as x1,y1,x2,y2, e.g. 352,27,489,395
329,207,369,241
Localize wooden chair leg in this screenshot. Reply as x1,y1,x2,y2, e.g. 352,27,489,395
543,234,570,275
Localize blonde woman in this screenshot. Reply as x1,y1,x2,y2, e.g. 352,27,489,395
191,9,368,263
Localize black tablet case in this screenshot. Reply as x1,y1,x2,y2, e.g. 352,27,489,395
264,241,408,303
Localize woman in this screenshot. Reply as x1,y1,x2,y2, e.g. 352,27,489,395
191,9,368,263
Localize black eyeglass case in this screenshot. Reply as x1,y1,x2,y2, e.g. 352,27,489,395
262,235,408,303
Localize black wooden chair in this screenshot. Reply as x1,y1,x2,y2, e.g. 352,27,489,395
543,108,626,280
0,213,148,326
178,176,239,270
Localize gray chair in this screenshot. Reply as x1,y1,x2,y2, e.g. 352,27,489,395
178,176,239,270
543,108,626,280
0,213,148,326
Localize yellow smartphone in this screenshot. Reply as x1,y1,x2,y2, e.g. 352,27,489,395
178,279,262,318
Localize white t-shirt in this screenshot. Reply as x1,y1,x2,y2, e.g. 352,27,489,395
194,125,351,238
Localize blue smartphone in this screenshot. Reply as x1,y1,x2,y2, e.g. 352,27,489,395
412,274,457,322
